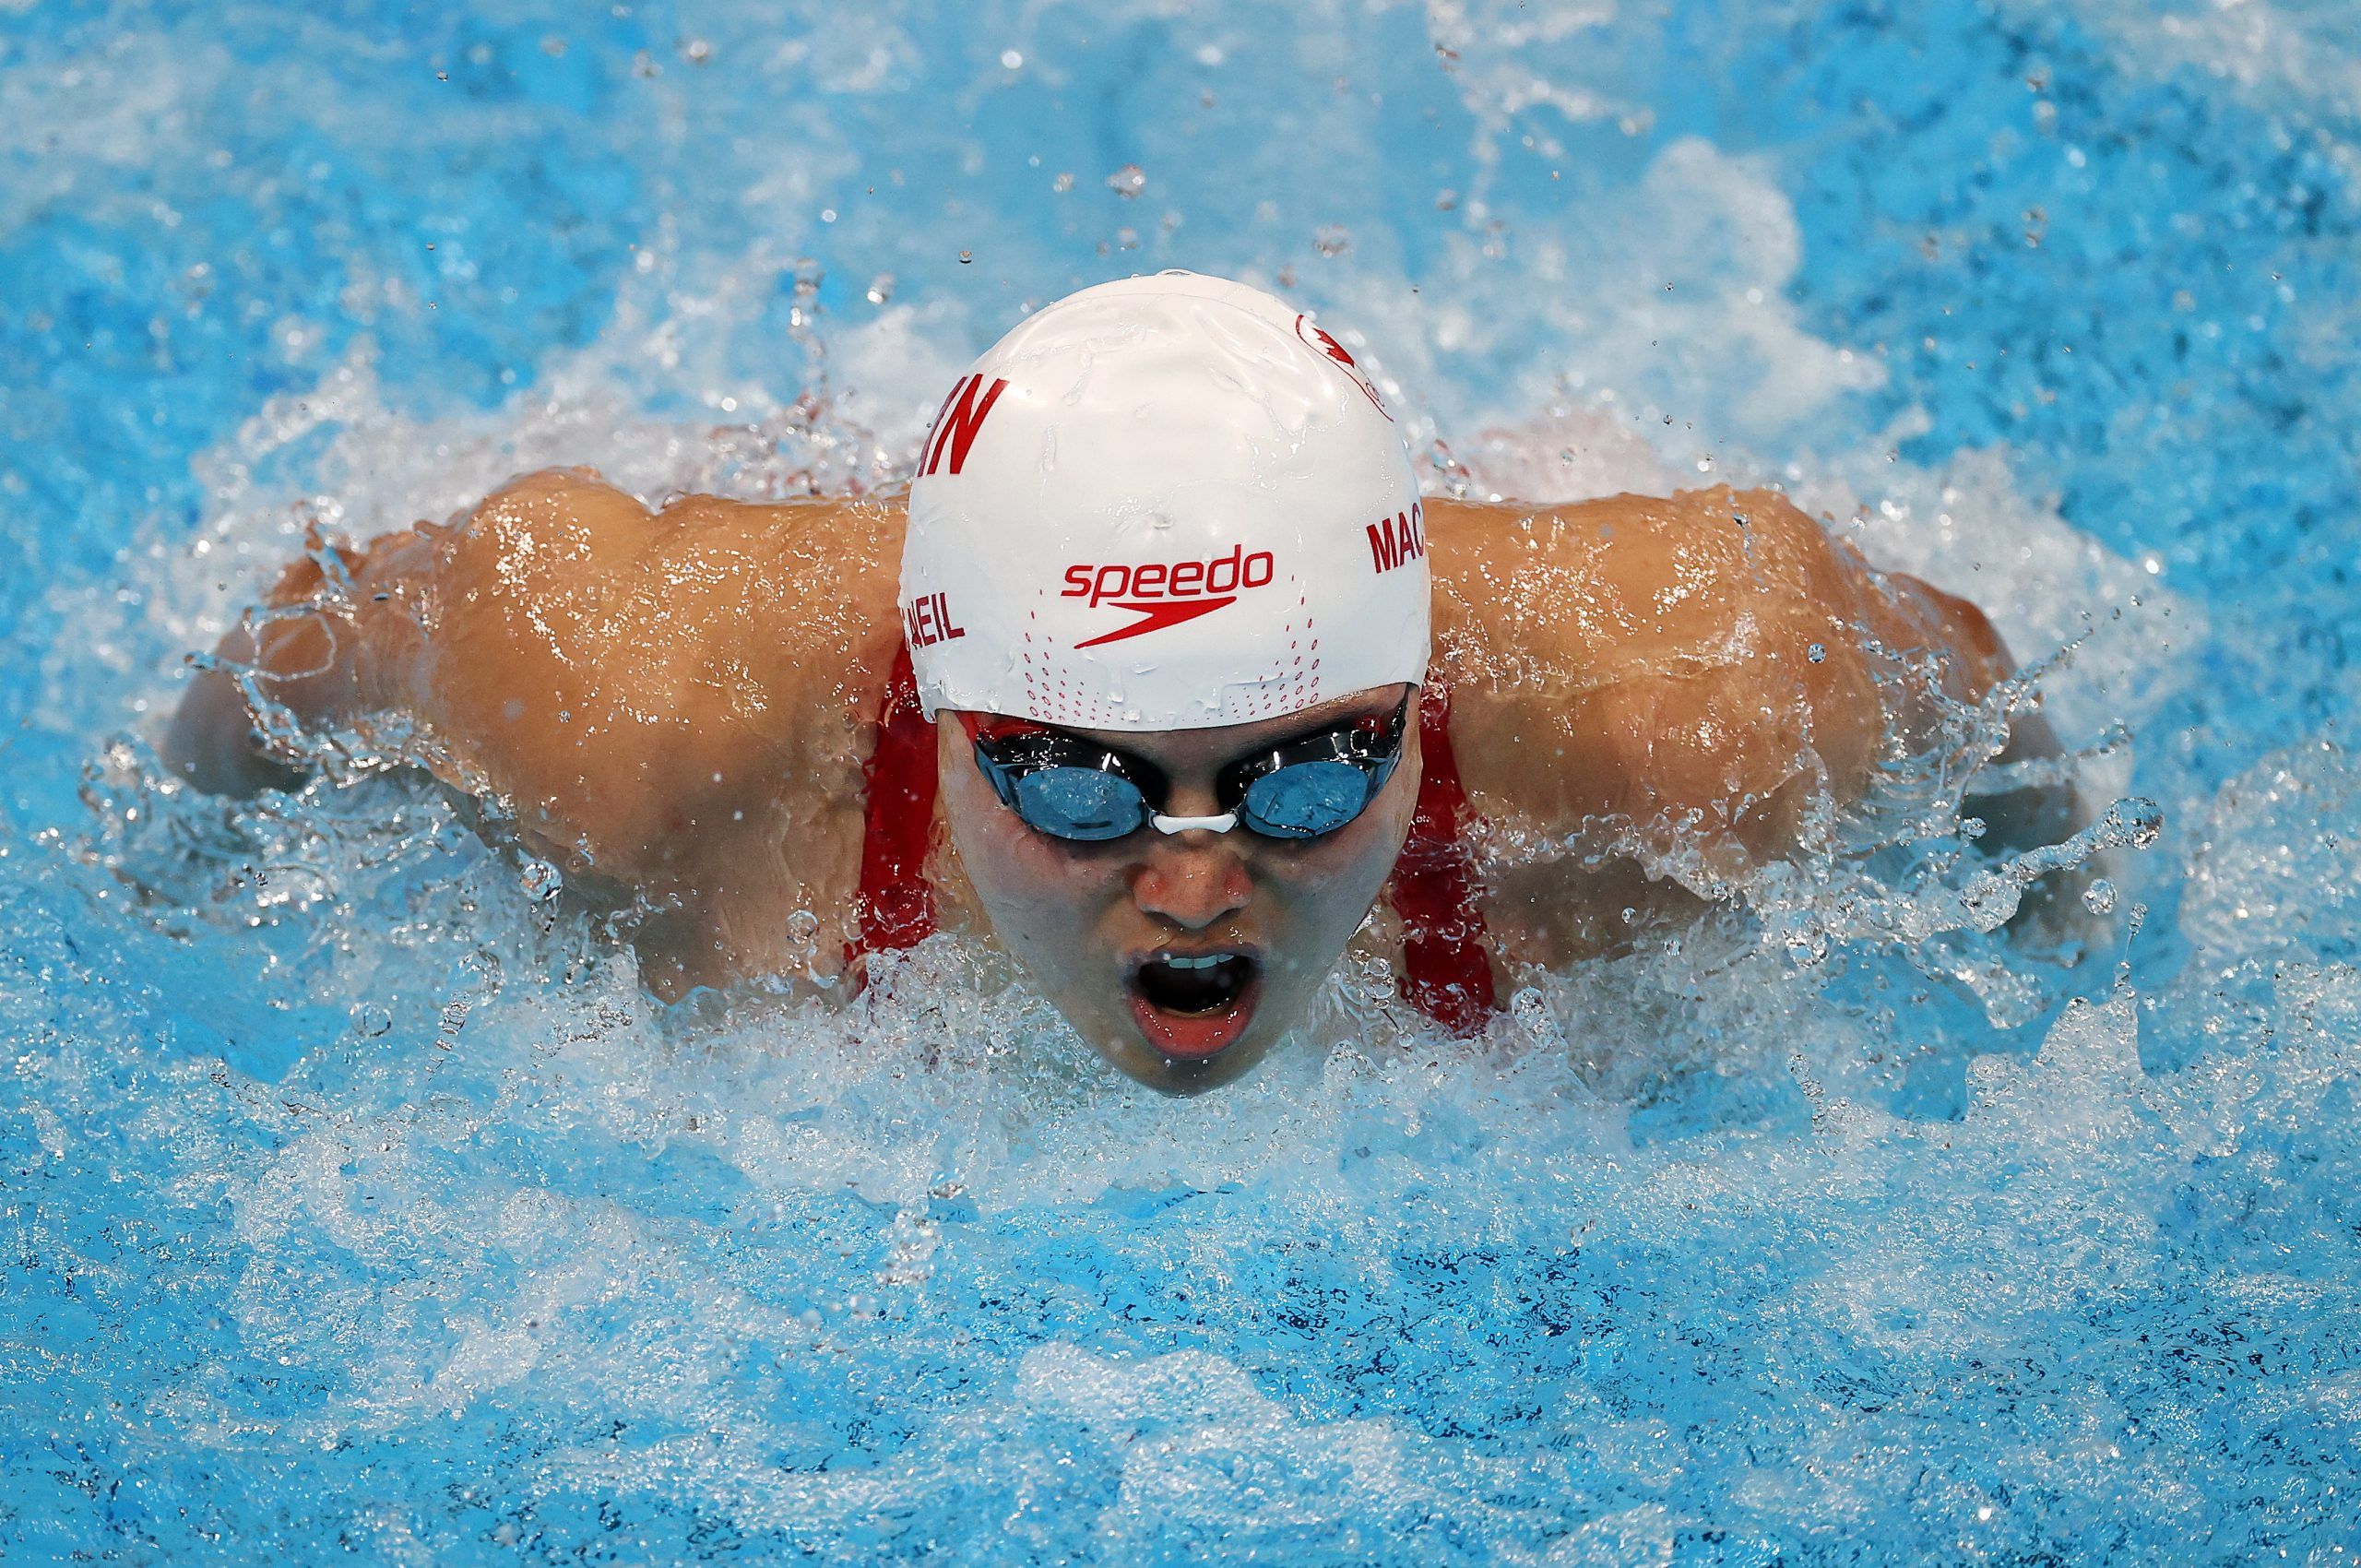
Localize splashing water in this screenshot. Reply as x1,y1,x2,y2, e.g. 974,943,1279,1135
5,0,2360,1562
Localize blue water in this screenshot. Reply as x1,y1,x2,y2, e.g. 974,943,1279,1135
6,1,2360,1562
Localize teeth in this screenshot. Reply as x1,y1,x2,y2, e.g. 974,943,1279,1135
1160,953,1235,971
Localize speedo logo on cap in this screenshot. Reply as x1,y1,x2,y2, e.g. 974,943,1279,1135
1061,546,1276,649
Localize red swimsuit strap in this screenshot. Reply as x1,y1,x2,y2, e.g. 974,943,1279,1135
850,638,942,968
1388,682,1499,1035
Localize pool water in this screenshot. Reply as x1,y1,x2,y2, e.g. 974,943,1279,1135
6,1,2360,1562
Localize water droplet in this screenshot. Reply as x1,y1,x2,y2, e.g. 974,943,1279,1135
351,1004,393,1039
1314,224,1353,256
1106,163,1146,199
1051,172,1074,194
1808,643,1826,663
999,49,1023,69
1510,986,1557,1037
1960,870,2018,930
2107,797,2165,849
518,857,563,903
1785,929,1831,968
2082,878,2118,915
864,273,896,305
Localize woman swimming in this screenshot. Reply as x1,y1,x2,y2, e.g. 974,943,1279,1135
166,272,2069,1093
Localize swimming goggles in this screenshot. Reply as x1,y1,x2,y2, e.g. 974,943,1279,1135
961,695,1410,843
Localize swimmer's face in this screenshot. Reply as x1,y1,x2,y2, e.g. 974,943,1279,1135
938,686,1420,1095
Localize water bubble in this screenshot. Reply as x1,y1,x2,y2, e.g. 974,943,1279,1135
1807,642,1826,663
350,1004,393,1039
517,857,563,903
864,273,895,306
1959,870,2020,931
2106,797,2165,849
2082,878,2118,915
999,50,1023,70
1106,164,1146,199
1051,172,1074,193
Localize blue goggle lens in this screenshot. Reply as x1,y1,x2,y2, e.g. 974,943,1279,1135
1239,759,1372,838
1010,766,1150,841
976,694,1409,844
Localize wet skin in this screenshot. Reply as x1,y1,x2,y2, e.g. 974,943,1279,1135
166,469,2067,1092
939,688,1418,1095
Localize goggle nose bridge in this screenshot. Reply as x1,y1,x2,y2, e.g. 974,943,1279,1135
1149,813,1239,835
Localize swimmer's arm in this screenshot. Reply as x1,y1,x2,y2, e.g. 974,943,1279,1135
1882,573,2079,858
164,529,435,797
1433,488,2073,887
164,470,834,888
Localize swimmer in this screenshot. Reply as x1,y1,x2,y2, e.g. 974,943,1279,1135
166,273,2074,1093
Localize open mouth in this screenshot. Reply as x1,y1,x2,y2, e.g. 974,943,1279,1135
1125,950,1262,1062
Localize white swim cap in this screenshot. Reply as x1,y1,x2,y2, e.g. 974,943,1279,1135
898,271,1430,731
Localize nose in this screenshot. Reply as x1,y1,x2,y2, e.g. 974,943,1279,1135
1131,834,1252,932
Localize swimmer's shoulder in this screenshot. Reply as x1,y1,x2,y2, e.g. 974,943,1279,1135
1423,485,1876,666
440,466,905,696
421,469,908,878
1426,486,1902,858
443,468,902,618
